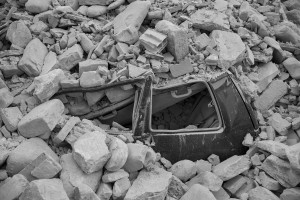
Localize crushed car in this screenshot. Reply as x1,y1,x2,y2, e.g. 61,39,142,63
55,71,258,163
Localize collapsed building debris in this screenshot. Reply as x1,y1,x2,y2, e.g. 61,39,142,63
0,0,300,200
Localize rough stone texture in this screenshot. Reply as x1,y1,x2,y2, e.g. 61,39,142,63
168,175,189,200
248,186,280,200
254,80,288,112
33,69,65,102
155,20,189,61
73,131,111,174
0,88,13,108
262,155,300,188
112,177,131,200
79,71,105,88
259,171,281,191
78,0,111,6
191,9,230,31
274,24,300,44
180,184,217,200
286,9,300,25
57,44,83,70
53,116,81,145
123,143,156,173
195,159,212,174
0,107,23,132
6,21,32,48
60,153,103,198
170,160,197,182
0,174,29,200
256,140,288,159
283,57,300,80
186,171,223,191
286,142,300,171
213,155,251,181
87,5,108,18
6,138,59,175
102,169,129,183
105,137,128,171
18,99,65,138
74,184,100,200
25,0,51,14
79,59,108,76
41,51,58,75
211,30,246,67
280,188,300,200
113,1,151,44
268,113,291,136
256,62,280,92
19,179,69,200
96,182,112,200
18,38,48,77
223,175,247,196
0,149,9,167
30,154,62,179
124,166,172,200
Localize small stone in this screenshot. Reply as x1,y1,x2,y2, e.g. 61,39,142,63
102,169,129,183
170,160,197,182
286,142,300,171
0,88,13,108
0,174,29,200
195,159,212,174
0,107,23,132
18,99,65,138
87,5,107,18
248,186,280,200
186,171,223,191
180,184,217,200
80,71,105,88
208,154,220,166
268,113,291,136
283,57,300,80
73,131,110,174
57,44,83,70
25,0,51,14
41,51,59,75
19,179,69,200
213,155,251,181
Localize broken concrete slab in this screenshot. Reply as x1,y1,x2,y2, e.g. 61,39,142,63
259,171,281,191
18,99,64,138
254,80,288,113
85,91,105,106
155,20,189,61
262,155,300,188
180,184,217,200
19,179,69,200
79,59,108,76
6,138,59,175
18,38,48,77
139,29,167,54
248,186,280,200
60,153,103,198
0,107,23,132
113,1,151,44
124,166,172,200
105,137,128,172
80,71,105,88
257,140,288,159
0,174,29,200
256,62,280,92
30,154,62,179
286,143,300,171
213,155,251,181
186,171,223,191
169,58,193,78
41,51,59,75
33,69,65,102
79,33,95,54
53,116,81,145
0,88,14,108
73,131,111,174
57,44,83,70
210,30,246,67
6,20,32,49
191,9,230,31
170,159,197,182
268,113,291,136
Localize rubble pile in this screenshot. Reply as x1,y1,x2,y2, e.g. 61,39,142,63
0,0,300,199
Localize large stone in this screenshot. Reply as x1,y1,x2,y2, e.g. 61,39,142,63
105,137,128,172
268,113,291,136
155,20,189,61
170,160,197,182
31,154,62,179
239,1,266,21
60,153,103,198
280,188,300,200
123,143,156,173
212,155,251,181
262,155,300,188
259,171,281,191
124,166,172,200
0,107,23,132
286,143,300,171
113,1,151,44
112,177,131,200
210,30,246,67
0,174,29,200
254,80,288,113
191,9,230,31
256,62,280,92
19,179,69,200
283,57,300,80
186,171,223,191
73,131,111,174
180,184,217,200
25,0,51,14
57,44,83,70
78,0,111,6
6,21,32,48
248,186,280,200
168,175,188,199
33,69,65,102
257,140,288,159
6,138,59,175
18,99,65,138
18,38,48,77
